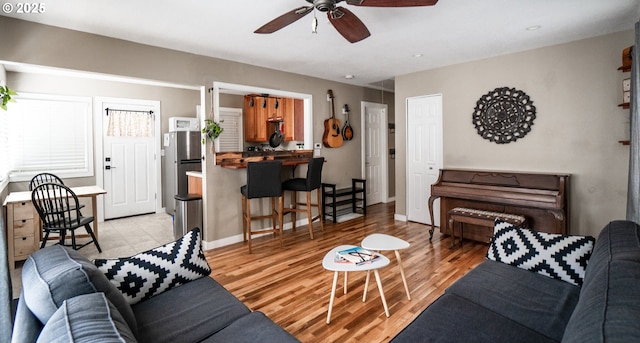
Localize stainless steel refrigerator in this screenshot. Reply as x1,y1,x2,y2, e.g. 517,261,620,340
164,131,201,215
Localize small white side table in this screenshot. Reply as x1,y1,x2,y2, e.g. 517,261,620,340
361,233,411,300
322,245,390,324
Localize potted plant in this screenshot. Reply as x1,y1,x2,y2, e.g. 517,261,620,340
201,119,223,144
0,85,17,110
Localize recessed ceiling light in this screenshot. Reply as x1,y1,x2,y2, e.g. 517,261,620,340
344,74,355,79
412,53,423,58
526,25,541,31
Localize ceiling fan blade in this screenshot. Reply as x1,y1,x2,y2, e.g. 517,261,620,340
254,6,313,34
346,0,438,7
327,7,371,43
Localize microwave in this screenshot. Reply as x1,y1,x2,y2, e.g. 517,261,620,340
169,117,200,132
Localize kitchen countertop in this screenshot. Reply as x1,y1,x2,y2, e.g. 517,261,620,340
215,150,314,169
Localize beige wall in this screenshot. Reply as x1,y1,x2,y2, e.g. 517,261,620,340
4,72,200,204
0,17,391,245
395,29,634,238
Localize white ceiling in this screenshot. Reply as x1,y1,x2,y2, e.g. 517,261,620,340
2,0,639,91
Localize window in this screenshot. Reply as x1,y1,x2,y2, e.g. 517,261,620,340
216,107,243,152
7,93,93,181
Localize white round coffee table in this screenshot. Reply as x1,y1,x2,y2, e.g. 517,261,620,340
361,233,411,300
322,245,390,324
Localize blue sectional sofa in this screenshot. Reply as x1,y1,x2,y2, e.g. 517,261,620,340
392,220,640,342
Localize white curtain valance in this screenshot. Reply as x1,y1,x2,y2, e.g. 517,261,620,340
106,109,153,137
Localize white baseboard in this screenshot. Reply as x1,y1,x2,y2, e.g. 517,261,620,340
394,213,407,221
202,217,310,251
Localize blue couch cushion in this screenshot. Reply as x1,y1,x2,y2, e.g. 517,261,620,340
201,311,300,343
391,294,557,343
446,259,580,342
36,293,137,343
131,276,251,343
21,245,137,336
562,220,640,343
94,228,211,305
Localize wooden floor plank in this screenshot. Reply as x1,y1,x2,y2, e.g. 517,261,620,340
204,202,487,342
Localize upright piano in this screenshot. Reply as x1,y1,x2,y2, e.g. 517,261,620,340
428,169,569,243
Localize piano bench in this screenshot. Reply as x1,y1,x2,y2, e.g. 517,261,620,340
447,207,526,248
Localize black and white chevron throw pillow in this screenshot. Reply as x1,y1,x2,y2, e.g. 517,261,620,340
94,228,211,304
487,219,595,287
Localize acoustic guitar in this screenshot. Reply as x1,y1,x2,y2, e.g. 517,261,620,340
322,90,343,148
342,104,354,141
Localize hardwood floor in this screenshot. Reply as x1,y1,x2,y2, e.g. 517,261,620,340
204,202,487,343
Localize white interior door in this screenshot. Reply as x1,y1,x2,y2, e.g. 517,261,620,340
406,95,443,225
102,101,158,219
361,102,388,205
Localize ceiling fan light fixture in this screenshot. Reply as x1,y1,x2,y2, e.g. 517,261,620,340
311,0,336,12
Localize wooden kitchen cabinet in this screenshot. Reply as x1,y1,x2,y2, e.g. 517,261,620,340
293,98,304,141
244,95,302,143
244,95,278,142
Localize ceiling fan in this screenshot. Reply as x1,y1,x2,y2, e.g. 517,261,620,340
254,0,438,43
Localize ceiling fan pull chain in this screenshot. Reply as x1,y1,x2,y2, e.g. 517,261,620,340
312,9,318,33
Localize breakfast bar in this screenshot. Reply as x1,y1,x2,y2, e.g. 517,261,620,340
215,150,314,169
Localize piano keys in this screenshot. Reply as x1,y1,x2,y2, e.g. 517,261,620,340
428,169,569,243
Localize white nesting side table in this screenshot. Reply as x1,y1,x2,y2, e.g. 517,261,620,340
361,233,411,300
322,245,391,324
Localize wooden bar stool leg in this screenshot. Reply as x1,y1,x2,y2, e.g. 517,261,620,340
271,197,277,237
317,188,324,231
306,191,314,239
247,199,252,254
291,191,297,231
278,195,284,248
241,195,247,242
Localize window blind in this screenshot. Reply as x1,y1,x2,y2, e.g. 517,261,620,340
8,94,93,180
217,108,243,152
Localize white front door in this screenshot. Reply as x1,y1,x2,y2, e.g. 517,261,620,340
361,102,388,205
101,100,158,219
406,95,443,225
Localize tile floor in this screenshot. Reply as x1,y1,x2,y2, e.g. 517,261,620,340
11,212,174,297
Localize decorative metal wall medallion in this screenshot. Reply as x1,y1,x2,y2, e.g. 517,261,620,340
472,87,536,144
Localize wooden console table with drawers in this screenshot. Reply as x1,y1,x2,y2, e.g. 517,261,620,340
3,185,106,270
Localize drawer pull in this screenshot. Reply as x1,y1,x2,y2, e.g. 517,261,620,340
22,237,26,241
22,220,26,223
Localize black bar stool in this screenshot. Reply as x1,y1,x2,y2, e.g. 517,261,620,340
282,157,325,239
240,161,284,253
